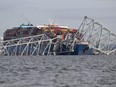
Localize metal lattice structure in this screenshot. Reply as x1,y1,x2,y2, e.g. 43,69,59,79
0,34,51,56
76,16,116,55
0,34,72,56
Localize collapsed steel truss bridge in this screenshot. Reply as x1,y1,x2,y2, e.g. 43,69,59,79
0,16,116,55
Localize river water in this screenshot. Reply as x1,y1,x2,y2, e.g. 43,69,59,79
0,55,116,87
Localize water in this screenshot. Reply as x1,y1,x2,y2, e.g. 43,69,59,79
0,55,116,87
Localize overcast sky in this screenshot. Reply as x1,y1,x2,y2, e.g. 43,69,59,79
0,0,116,36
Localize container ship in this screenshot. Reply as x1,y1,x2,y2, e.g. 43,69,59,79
3,24,90,55
0,16,116,55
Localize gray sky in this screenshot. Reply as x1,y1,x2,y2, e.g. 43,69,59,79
0,0,116,36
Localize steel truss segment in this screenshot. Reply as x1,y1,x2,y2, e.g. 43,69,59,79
0,34,51,55
77,16,116,55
